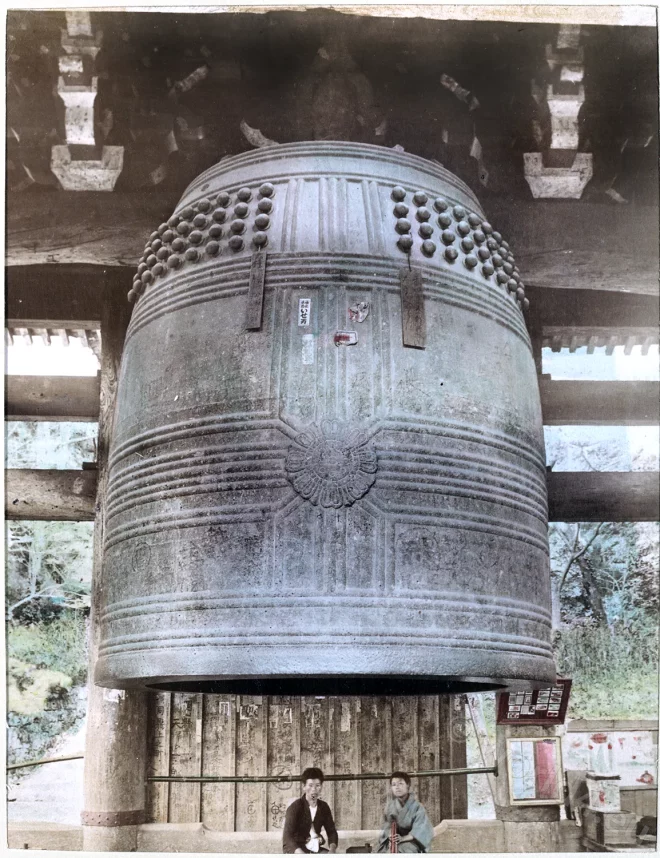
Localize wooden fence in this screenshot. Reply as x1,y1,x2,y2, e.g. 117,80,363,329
146,693,467,831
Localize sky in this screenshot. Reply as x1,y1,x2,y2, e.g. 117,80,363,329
5,336,100,376
543,344,659,471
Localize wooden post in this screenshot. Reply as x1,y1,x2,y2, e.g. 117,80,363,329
82,288,149,851
493,696,560,825
527,303,544,379
493,714,562,851
438,695,468,820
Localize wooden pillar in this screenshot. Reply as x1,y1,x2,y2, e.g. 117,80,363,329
438,695,468,820
494,720,560,823
82,289,149,851
527,304,544,379
493,716,562,851
493,692,561,850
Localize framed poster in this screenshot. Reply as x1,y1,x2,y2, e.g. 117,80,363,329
497,678,572,725
507,737,564,805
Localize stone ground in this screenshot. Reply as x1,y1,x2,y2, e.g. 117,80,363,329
7,718,85,826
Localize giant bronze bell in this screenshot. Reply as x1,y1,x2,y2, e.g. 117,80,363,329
98,142,555,694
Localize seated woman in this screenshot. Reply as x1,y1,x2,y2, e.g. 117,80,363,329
377,772,434,854
283,767,338,854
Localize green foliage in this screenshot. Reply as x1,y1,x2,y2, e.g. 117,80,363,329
7,611,89,684
567,671,659,721
5,422,95,767
546,417,659,721
6,521,93,622
5,423,96,623
550,521,658,628
7,683,87,769
7,657,73,716
6,612,89,768
555,621,659,720
549,519,658,721
555,619,658,674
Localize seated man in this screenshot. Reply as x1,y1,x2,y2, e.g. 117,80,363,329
283,767,338,854
377,772,434,853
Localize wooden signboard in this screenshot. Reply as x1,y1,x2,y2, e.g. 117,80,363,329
497,678,572,725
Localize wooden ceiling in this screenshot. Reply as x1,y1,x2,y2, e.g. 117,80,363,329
6,9,659,204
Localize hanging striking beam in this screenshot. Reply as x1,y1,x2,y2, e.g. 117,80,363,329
547,471,660,522
5,469,97,521
540,380,660,426
5,375,100,421
148,765,497,784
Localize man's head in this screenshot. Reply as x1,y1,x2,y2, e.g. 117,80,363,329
390,771,411,799
301,767,324,802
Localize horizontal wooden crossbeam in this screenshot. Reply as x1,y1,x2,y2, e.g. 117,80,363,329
547,471,659,522
6,278,660,354
5,374,657,426
334,5,657,25
5,264,130,326
492,202,658,298
5,468,657,522
5,374,100,421
540,380,660,426
5,469,97,521
526,287,660,336
6,194,659,296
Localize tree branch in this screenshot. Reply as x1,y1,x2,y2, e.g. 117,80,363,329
558,523,581,591
579,447,599,472
6,586,60,619
558,522,605,593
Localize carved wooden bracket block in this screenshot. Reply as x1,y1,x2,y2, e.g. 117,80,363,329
546,85,585,150
59,55,84,75
61,13,103,60
51,11,122,190
61,30,103,60
65,10,93,37
526,24,591,199
58,76,98,146
51,145,124,191
545,44,585,72
523,152,593,199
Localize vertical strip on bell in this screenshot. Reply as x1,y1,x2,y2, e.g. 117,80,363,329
245,251,268,331
399,268,426,349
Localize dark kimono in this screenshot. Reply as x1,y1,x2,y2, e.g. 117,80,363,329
282,796,338,854
377,792,434,854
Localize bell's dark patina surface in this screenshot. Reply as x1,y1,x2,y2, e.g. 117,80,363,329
98,141,554,694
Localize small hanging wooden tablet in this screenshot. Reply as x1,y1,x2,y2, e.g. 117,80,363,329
245,251,267,331
399,267,426,349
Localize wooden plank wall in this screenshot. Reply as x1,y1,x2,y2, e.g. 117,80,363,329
145,694,467,831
